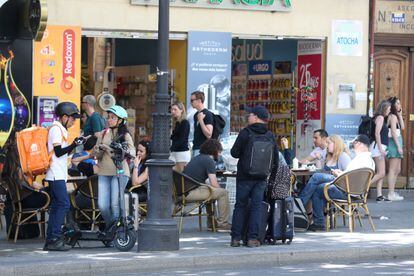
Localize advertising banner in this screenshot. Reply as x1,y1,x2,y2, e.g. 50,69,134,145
325,114,362,145
34,26,81,140
186,31,232,139
296,41,322,121
0,39,33,147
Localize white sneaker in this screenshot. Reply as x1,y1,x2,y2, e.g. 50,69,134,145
388,193,404,201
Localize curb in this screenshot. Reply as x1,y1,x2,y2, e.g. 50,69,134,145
2,245,414,275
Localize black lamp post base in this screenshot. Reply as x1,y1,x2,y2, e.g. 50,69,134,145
137,219,179,251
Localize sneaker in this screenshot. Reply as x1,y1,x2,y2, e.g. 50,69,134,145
308,224,326,232
247,239,261,248
376,196,391,203
230,238,241,247
388,193,404,201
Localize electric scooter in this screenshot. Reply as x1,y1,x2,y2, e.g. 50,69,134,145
64,139,137,252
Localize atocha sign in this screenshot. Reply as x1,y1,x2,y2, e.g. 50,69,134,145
131,0,292,12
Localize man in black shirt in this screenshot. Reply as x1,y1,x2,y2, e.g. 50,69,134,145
190,91,214,156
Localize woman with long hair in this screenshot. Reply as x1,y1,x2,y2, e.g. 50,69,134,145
386,97,405,201
324,134,351,171
170,102,190,172
94,105,135,231
131,139,151,202
371,100,391,202
299,134,351,207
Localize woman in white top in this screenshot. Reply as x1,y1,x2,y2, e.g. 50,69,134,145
386,97,405,201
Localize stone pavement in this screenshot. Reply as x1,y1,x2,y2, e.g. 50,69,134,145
1,198,414,275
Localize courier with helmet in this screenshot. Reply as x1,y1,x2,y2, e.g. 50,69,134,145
43,102,89,251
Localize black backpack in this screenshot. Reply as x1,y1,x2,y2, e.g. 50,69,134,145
212,113,226,140
244,128,275,179
358,115,375,142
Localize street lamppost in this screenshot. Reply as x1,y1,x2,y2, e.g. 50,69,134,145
137,0,179,252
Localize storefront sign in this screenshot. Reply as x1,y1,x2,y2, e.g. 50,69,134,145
34,26,81,140
331,20,363,57
296,41,322,121
248,60,272,75
375,0,414,34
187,31,232,138
131,0,292,12
325,114,362,145
232,40,263,62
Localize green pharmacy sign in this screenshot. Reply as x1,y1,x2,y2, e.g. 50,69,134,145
131,0,292,11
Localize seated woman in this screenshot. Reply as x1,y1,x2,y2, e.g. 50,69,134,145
130,140,151,202
70,135,98,177
299,134,351,206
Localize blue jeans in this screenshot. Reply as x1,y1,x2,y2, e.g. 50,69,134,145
299,173,335,206
46,180,70,240
312,183,347,226
231,179,266,241
98,175,129,226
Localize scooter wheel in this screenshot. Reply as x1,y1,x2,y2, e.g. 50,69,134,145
114,229,136,251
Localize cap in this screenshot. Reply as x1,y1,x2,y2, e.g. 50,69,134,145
245,105,269,120
351,134,370,147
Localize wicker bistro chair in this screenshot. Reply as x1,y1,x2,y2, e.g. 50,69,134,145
128,181,148,217
69,175,103,230
172,170,217,234
323,168,375,232
7,177,50,242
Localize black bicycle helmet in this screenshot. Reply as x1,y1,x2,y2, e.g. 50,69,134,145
55,102,81,118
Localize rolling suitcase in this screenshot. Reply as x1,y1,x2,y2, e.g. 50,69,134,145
268,197,294,244
242,201,270,245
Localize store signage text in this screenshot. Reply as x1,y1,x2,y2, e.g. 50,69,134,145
232,40,263,62
375,1,414,34
61,29,76,94
131,0,291,12
248,60,271,75
331,20,363,57
336,35,359,45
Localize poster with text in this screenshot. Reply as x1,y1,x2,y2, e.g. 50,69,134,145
332,20,363,56
34,26,81,141
297,41,322,121
187,31,232,140
325,114,362,145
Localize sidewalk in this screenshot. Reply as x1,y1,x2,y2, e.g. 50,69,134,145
1,198,414,275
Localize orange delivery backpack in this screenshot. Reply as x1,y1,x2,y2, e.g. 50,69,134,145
16,125,65,180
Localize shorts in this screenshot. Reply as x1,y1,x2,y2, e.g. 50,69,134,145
387,136,403,159
370,143,387,158
169,150,191,163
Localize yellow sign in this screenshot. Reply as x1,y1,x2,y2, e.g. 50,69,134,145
375,0,414,34
34,25,81,141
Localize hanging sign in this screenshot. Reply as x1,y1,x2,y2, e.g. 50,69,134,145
248,60,272,75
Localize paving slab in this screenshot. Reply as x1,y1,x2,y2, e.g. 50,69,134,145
0,199,413,275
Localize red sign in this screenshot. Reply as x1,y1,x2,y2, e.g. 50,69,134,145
296,54,322,120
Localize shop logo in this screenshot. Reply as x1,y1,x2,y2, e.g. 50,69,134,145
61,29,77,94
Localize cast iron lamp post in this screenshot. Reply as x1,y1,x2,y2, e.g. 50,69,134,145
137,0,179,251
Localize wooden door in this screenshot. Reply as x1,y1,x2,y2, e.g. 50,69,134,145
374,47,410,187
